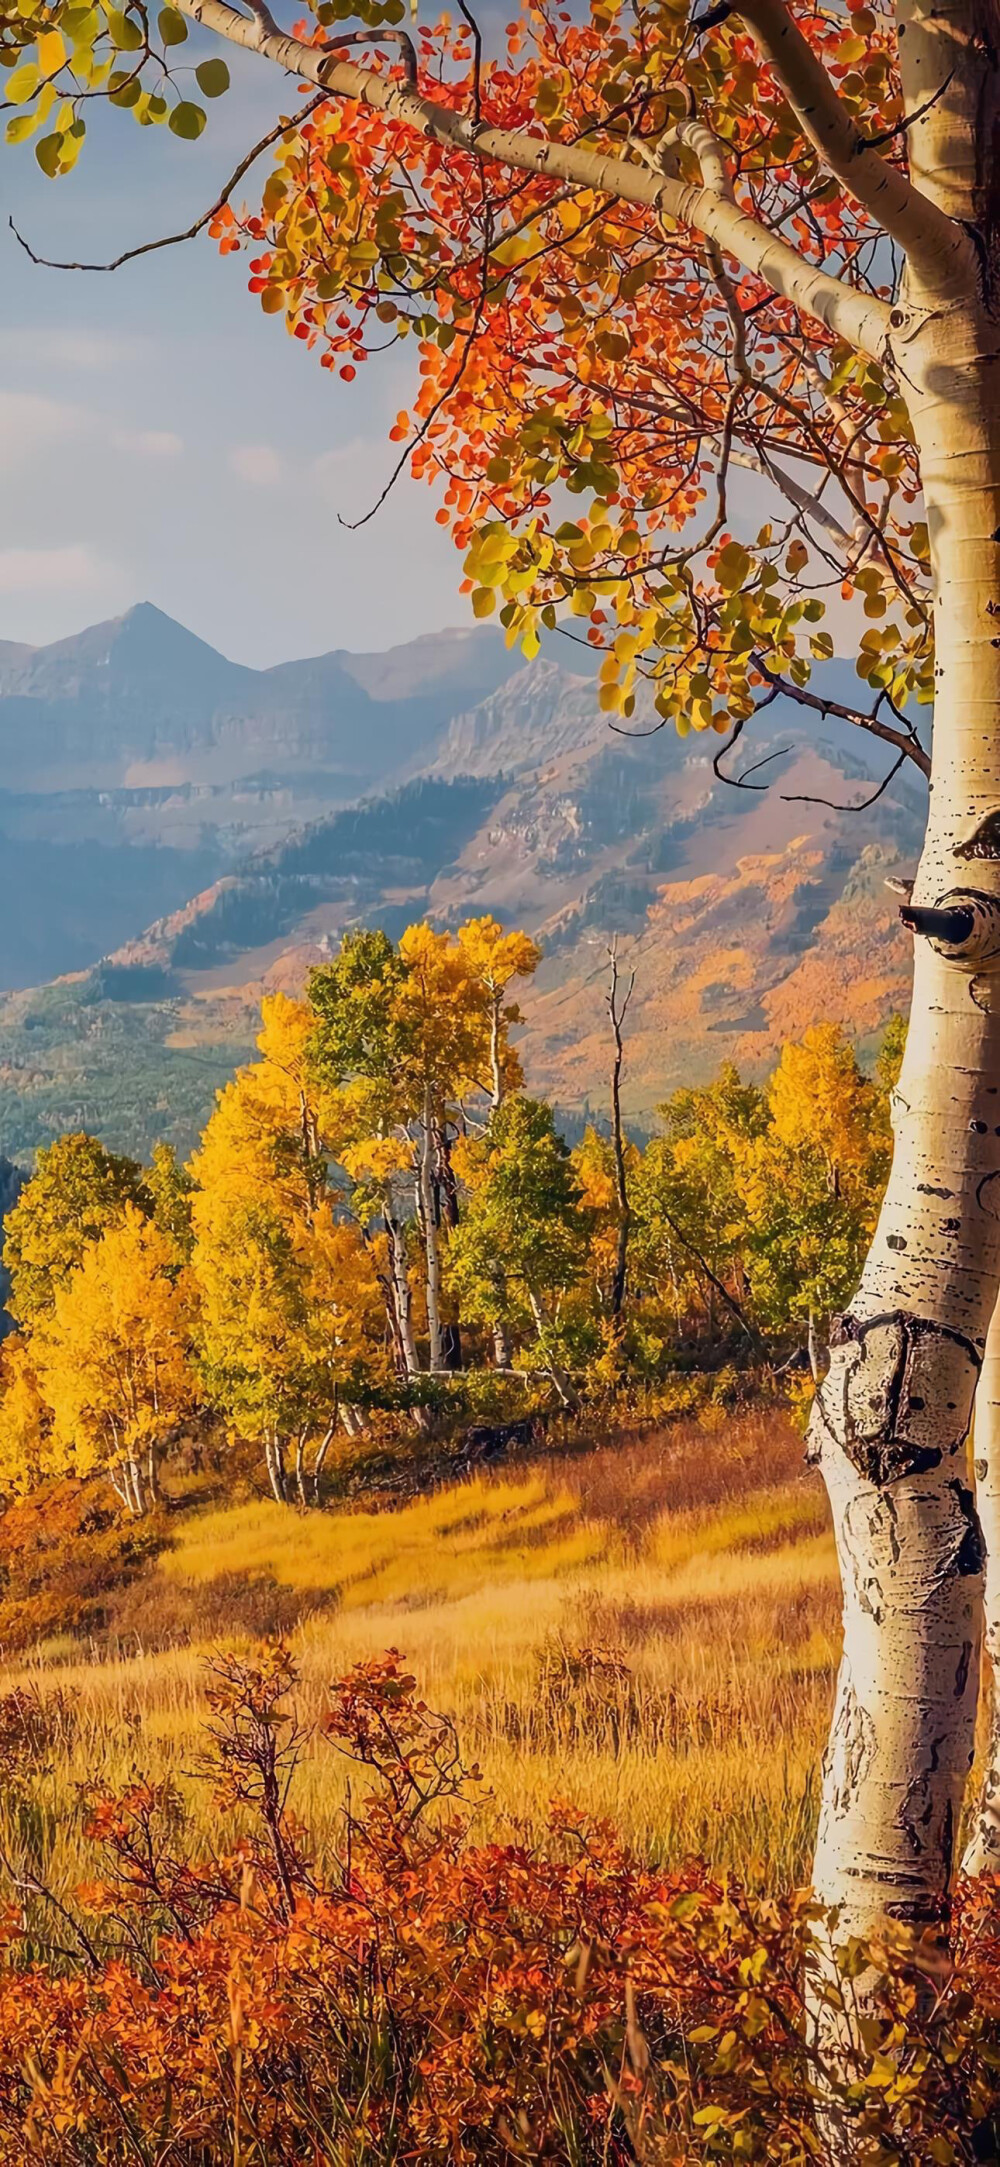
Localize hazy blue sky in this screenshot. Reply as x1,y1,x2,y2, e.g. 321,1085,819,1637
1,43,467,666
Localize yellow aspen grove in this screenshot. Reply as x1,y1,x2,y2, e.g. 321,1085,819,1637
31,1208,194,1515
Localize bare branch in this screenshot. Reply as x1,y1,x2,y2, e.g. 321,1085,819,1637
752,654,930,777
454,0,483,127
781,745,908,812
7,97,327,271
173,0,894,359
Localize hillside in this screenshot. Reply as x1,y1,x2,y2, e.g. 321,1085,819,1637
1,1407,832,1884
0,643,925,1160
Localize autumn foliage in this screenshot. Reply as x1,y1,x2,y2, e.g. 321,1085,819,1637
0,914,897,1513
0,1645,989,2163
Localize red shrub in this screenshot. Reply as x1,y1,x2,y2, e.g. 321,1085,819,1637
0,1650,996,2162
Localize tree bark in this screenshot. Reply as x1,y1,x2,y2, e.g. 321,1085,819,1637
418,1088,444,1372
489,991,504,1114
807,4,1000,1969
313,1417,336,1507
964,1302,1000,1872
109,1461,137,1516
434,1124,463,1370
527,1286,580,1411
607,942,635,1325
384,1197,420,1379
264,1432,287,1505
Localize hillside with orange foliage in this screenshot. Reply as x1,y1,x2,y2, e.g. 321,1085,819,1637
0,662,921,1154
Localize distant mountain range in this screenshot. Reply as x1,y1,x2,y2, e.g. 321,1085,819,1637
0,602,523,988
0,604,927,1162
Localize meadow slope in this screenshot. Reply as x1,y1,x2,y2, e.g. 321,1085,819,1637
2,1410,840,1903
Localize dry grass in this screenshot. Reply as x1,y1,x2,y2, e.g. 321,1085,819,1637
0,1407,841,1903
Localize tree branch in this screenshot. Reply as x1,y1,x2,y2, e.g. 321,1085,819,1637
172,0,894,359
732,0,975,298
7,97,327,270
752,654,930,777
780,745,908,813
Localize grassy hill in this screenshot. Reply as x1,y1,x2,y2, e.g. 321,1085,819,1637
3,1408,836,1896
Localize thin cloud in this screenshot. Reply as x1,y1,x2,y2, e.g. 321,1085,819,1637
112,428,183,458
0,390,82,470
230,443,283,486
0,545,108,595
0,326,148,373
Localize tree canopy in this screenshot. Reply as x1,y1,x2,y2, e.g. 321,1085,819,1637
0,0,940,786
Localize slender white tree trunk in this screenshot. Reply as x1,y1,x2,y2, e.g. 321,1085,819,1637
527,1286,579,1411
809,78,1000,1952
489,992,503,1114
265,1432,287,1505
109,1461,136,1515
964,1305,1000,1872
385,1197,420,1378
419,1089,444,1372
312,1418,336,1506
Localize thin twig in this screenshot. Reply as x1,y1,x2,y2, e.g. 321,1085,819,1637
752,654,930,776
8,97,327,272
781,744,908,811
321,27,417,88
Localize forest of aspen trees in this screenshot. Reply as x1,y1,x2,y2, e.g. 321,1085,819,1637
0,914,901,1517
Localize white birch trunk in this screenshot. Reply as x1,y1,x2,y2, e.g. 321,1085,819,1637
527,1286,580,1411
127,1455,147,1518
964,1304,1000,1873
312,1418,336,1506
265,1432,287,1505
419,1088,444,1372
808,0,1000,1961
385,1198,420,1378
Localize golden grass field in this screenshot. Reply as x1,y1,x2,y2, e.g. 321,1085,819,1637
0,1407,843,1913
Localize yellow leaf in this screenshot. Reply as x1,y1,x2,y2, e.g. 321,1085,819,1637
37,28,66,73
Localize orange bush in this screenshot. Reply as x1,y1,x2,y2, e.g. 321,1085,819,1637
0,1650,997,2163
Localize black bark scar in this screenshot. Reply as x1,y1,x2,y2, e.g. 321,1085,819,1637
957,812,1000,860
815,1312,981,1486
948,1480,986,1578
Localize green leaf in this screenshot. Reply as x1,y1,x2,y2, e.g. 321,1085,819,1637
168,98,205,137
107,8,144,47
58,115,84,166
6,63,40,104
108,68,141,102
6,111,40,143
157,4,187,37
34,130,63,174
195,55,228,94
